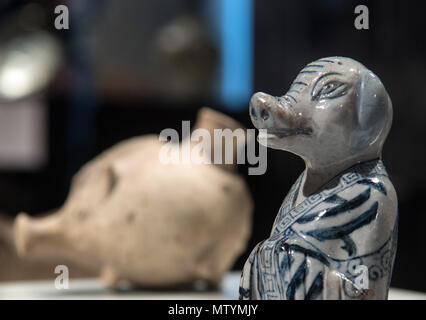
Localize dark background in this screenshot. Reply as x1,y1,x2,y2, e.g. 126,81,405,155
0,0,424,292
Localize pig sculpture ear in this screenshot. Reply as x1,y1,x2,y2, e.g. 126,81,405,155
352,70,392,153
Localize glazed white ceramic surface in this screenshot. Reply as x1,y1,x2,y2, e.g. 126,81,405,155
240,57,397,300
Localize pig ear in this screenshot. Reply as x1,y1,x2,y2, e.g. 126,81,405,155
352,70,390,152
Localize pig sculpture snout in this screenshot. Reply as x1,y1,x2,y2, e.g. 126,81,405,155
250,92,300,132
14,212,66,259
250,92,273,125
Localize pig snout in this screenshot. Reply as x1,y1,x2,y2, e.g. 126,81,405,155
250,92,273,125
250,92,298,131
14,212,66,259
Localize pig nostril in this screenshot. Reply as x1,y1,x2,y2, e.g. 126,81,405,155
260,108,269,121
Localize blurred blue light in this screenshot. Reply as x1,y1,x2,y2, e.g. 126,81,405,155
219,0,253,111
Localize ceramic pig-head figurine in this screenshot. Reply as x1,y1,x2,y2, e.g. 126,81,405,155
15,108,253,289
241,57,398,300
250,56,392,196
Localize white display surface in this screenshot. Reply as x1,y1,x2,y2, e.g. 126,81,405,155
0,272,424,300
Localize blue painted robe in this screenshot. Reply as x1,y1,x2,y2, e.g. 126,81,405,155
239,160,398,300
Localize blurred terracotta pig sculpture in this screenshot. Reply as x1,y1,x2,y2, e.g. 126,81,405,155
14,108,253,288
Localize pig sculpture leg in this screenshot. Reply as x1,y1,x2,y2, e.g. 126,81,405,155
240,57,397,300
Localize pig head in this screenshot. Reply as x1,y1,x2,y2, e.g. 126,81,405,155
14,108,253,289
250,56,392,170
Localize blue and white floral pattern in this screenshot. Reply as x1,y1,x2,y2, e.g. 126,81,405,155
239,160,398,300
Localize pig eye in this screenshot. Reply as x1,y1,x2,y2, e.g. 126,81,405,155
321,82,340,94
312,81,347,101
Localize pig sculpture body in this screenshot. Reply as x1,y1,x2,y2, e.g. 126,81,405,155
14,108,253,288
240,57,397,300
